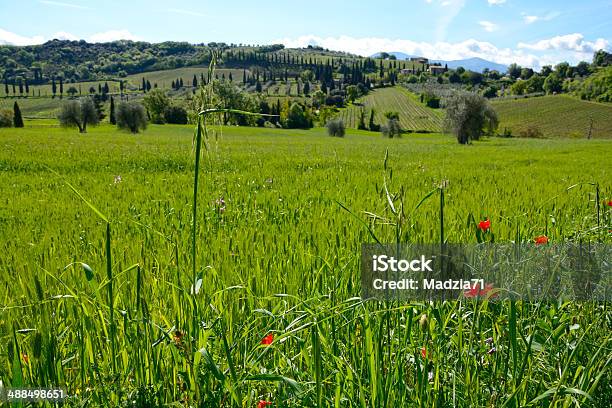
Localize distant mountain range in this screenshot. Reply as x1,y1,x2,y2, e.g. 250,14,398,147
371,52,508,73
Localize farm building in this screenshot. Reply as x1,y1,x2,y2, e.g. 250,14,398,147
429,66,446,75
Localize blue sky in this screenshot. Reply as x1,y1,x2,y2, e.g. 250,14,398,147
0,0,610,68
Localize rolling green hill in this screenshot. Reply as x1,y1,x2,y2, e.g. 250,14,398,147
492,95,612,139
337,86,444,132
125,67,249,89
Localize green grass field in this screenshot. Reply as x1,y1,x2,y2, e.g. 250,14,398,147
492,94,612,139
338,87,444,132
0,120,610,406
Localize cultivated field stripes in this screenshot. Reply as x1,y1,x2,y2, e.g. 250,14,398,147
492,94,612,139
338,87,444,132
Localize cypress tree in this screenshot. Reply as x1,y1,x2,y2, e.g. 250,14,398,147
4,79,8,95
142,77,146,91
368,109,377,131
146,80,151,91
171,80,175,89
193,74,198,88
25,79,29,95
13,101,24,128
19,80,23,95
59,78,63,98
179,78,184,87
229,72,233,82
243,69,247,84
12,81,16,95
109,96,116,125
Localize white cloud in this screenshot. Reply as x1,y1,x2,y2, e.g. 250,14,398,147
0,28,140,45
436,0,466,41
422,0,466,40
518,33,608,53
40,0,90,10
166,8,206,17
522,11,560,24
274,34,610,69
88,30,140,43
479,21,498,32
488,0,506,5
0,29,45,45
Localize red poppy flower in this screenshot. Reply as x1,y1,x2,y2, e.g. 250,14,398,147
257,401,272,408
421,347,427,359
534,235,549,245
607,200,612,207
22,353,29,364
464,283,497,298
261,334,274,345
477,219,491,231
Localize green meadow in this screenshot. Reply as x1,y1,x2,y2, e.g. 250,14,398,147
0,122,611,406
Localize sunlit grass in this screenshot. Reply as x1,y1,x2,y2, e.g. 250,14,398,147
0,122,610,406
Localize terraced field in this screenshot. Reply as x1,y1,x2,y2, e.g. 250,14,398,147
492,95,612,139
337,86,444,132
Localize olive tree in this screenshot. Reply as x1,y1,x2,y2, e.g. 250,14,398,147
326,118,345,137
58,98,99,133
444,93,498,144
116,101,148,133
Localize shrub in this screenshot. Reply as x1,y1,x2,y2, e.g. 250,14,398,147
325,95,344,108
381,118,401,138
116,101,147,133
282,103,312,129
519,125,543,138
164,106,188,124
384,111,400,120
423,93,440,108
143,89,170,124
0,109,13,127
499,127,513,138
326,118,345,137
482,86,498,98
